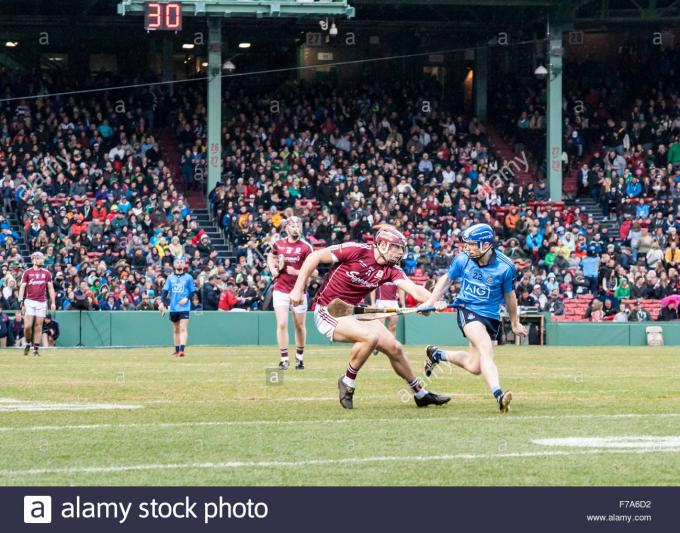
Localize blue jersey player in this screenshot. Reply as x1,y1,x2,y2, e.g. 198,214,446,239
419,223,527,412
160,257,196,358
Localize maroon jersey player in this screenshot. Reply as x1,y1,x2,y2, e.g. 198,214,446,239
290,225,450,409
18,252,56,356
267,216,314,369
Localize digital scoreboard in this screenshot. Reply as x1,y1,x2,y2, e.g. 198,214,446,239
144,2,182,31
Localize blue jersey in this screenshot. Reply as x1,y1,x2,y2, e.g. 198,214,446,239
447,250,516,320
163,273,196,312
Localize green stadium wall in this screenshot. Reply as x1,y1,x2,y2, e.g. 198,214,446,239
45,311,680,347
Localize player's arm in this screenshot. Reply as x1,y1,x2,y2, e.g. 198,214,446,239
503,267,527,337
370,289,377,307
394,278,431,303
47,281,56,310
18,279,26,308
159,278,170,312
289,248,337,306
266,250,281,278
398,287,406,308
417,273,451,309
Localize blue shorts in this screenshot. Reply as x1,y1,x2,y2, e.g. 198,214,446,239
169,311,190,322
457,309,501,341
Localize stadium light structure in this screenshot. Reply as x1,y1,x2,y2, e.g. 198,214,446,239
117,0,355,203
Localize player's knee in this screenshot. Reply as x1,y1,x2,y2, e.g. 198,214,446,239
468,363,482,375
277,322,287,332
384,340,404,358
363,331,380,348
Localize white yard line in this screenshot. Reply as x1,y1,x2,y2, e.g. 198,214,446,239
533,436,680,449
2,447,680,477
1,413,679,433
0,398,141,412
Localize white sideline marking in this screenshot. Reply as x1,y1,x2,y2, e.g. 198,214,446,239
3,447,680,477
0,398,141,412
533,436,680,450
1,413,679,433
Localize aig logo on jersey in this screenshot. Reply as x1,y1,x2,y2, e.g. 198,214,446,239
461,279,491,300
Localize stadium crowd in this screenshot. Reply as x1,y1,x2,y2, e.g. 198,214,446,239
1,65,679,340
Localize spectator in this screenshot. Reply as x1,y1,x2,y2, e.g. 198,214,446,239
613,303,630,322
657,301,679,321
545,290,564,315
202,275,220,311
589,299,605,322
629,300,650,322
0,306,14,347
41,315,60,347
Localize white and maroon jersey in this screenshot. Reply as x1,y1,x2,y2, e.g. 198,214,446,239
376,281,398,301
21,267,52,302
313,242,406,307
272,238,314,293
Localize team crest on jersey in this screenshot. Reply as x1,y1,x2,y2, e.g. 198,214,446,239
487,276,494,284
286,247,293,254
375,271,384,279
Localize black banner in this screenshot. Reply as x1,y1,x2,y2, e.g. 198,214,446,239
6,487,678,532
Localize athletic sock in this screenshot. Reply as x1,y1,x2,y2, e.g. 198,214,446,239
407,378,428,399
33,343,39,352
343,364,358,388
492,387,503,402
175,345,180,353
179,345,185,352
295,346,304,361
433,348,447,362
280,349,289,361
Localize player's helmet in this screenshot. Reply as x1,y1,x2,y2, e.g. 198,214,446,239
173,256,186,270
374,225,407,266
286,216,302,239
461,223,495,256
31,251,45,265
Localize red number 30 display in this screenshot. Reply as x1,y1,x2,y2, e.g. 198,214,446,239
144,2,183,31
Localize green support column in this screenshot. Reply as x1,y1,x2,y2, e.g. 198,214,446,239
546,20,563,201
207,18,223,199
474,46,488,122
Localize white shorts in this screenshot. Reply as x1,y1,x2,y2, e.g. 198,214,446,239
24,298,48,318
375,299,399,309
272,289,308,313
314,305,338,341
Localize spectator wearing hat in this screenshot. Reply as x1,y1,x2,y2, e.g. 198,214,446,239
629,300,650,322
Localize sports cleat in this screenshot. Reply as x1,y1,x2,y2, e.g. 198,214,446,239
498,391,513,413
178,351,185,358
424,345,441,377
33,349,40,357
415,391,451,407
295,359,304,370
170,351,180,357
23,345,31,356
279,360,290,370
337,376,355,409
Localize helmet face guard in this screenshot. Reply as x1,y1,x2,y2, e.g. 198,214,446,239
286,216,302,239
461,224,495,259
374,226,407,266
173,257,186,272
32,252,45,265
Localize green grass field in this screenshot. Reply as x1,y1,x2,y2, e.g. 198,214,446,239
1,345,679,486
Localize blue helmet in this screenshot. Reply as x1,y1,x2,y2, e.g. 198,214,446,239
461,223,495,248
